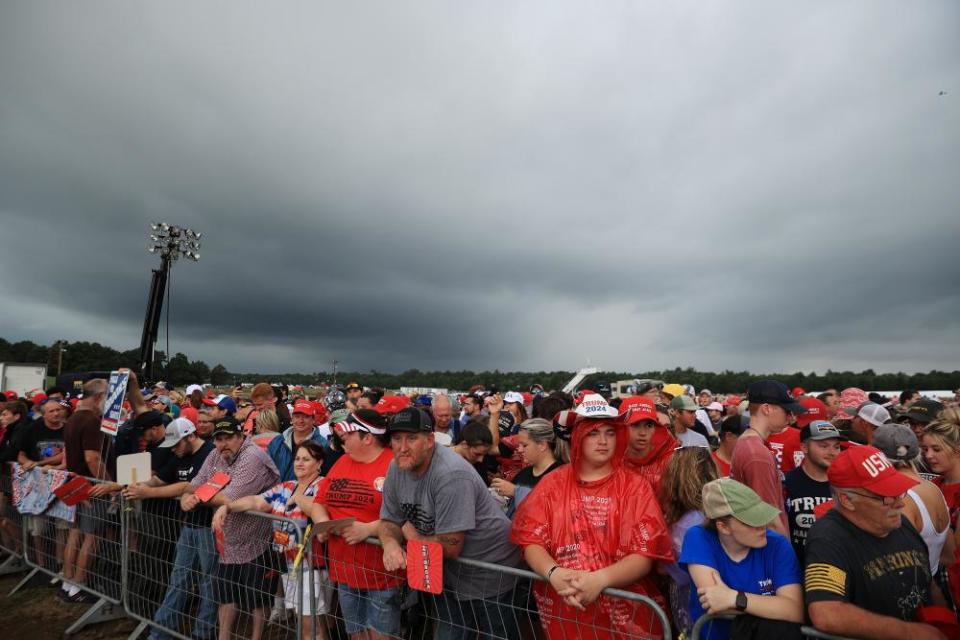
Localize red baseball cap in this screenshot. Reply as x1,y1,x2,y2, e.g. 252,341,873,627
312,401,329,423
180,406,199,428
4,391,18,400
373,395,411,416
722,394,741,407
202,397,217,407
32,392,47,405
292,400,315,416
618,396,659,425
827,445,918,497
792,387,806,398
795,397,829,428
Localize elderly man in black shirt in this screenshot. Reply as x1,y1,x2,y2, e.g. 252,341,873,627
805,445,948,640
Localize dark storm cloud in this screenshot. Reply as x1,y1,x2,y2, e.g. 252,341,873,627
1,1,958,375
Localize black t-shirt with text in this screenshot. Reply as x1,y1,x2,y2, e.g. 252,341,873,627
156,440,215,528
783,466,832,562
805,509,931,621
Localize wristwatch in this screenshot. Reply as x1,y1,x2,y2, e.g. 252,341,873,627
735,591,748,612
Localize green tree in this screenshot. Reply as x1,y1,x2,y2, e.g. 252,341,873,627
210,364,231,385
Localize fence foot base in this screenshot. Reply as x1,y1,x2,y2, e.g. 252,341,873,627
8,566,40,596
64,597,127,636
127,619,149,640
0,553,27,576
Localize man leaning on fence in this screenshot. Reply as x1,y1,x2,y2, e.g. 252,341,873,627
60,377,115,604
378,407,523,640
124,415,217,640
181,416,280,640
805,445,949,640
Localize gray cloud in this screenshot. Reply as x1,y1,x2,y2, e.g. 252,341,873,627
1,1,958,375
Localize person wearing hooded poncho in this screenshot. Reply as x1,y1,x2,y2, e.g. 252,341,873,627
510,412,674,640
619,396,676,494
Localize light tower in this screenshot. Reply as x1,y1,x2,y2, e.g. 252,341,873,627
138,223,201,380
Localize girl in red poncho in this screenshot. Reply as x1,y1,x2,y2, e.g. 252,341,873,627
510,415,674,640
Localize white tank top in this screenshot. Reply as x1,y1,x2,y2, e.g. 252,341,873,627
906,488,950,574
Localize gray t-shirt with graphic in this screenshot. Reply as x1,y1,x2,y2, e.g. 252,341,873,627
381,443,520,600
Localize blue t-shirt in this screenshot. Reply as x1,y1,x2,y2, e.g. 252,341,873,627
680,524,801,640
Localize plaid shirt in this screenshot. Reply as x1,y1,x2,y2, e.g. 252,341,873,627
191,437,280,564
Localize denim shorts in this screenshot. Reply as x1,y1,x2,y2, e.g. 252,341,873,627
336,583,402,636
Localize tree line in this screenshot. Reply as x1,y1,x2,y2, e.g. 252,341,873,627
2,337,958,394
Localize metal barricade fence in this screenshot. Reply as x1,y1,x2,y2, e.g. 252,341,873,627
15,470,128,634
0,463,28,580
3,464,673,640
691,613,855,640
301,527,673,640
122,495,309,640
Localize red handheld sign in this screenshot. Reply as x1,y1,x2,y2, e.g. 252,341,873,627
407,540,443,594
53,475,93,507
214,528,226,557
195,472,231,503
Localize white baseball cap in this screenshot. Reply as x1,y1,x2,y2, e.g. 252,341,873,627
158,418,197,448
503,391,525,404
856,403,891,428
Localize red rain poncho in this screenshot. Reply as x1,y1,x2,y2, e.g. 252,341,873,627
511,417,674,640
623,427,675,495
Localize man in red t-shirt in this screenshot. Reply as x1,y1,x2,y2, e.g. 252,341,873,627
731,380,805,537
309,410,403,640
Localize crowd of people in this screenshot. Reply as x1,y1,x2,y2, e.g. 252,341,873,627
1,373,960,640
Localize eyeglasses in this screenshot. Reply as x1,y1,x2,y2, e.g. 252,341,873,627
843,490,903,506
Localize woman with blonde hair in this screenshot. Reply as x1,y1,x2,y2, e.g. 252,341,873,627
923,409,960,520
921,407,960,603
658,447,720,638
252,408,282,452
491,418,569,518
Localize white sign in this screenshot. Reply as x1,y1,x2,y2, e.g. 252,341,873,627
116,452,152,486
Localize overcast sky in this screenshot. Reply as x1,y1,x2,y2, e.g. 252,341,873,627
1,2,958,375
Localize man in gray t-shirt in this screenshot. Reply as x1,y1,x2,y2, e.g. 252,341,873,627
379,407,520,640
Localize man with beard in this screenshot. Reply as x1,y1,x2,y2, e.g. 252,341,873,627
181,418,279,640
784,421,845,562
60,378,114,603
379,407,521,640
620,396,675,493
124,419,218,640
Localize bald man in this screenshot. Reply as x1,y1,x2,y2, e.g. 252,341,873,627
432,394,461,443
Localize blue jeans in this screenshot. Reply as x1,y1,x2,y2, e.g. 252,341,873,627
148,525,219,640
432,588,520,640
337,584,402,636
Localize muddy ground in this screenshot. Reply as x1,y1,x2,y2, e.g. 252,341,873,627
0,570,139,639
